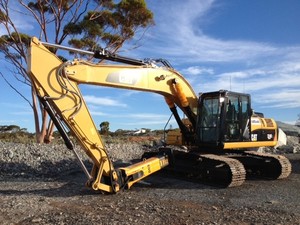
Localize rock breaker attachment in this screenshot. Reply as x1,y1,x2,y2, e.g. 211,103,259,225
229,151,292,180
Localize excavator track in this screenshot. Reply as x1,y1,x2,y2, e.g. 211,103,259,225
229,151,292,180
197,153,246,187
143,148,292,188
143,149,246,187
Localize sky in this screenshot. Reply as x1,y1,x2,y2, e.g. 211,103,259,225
1,0,300,132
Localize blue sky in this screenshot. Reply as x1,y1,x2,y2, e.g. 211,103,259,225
1,0,300,132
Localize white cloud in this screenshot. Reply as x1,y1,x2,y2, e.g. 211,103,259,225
143,0,279,64
120,120,172,126
92,0,300,114
256,89,300,109
210,71,300,94
97,112,169,120
11,111,32,115
118,90,141,98
117,114,176,126
89,111,107,116
84,95,127,107
189,56,300,110
126,113,168,120
0,120,16,123
181,66,214,76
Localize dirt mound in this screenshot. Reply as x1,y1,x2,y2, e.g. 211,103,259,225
0,141,146,179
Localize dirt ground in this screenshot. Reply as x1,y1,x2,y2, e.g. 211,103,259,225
1,154,300,225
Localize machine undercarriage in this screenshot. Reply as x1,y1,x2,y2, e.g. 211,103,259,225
143,148,292,188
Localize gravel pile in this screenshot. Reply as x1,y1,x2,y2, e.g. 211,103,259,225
275,135,300,153
277,121,300,136
1,132,300,224
1,122,299,178
259,135,300,154
0,141,145,179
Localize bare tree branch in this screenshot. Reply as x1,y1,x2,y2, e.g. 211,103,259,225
0,71,33,108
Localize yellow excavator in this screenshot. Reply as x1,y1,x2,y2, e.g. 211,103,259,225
27,37,291,193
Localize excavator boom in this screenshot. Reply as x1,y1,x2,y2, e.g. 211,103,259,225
27,37,291,192
27,37,198,193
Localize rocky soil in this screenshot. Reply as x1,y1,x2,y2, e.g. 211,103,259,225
1,126,300,225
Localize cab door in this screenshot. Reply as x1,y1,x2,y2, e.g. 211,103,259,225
197,95,223,145
225,94,251,142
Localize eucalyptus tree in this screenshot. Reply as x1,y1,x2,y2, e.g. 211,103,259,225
0,0,154,143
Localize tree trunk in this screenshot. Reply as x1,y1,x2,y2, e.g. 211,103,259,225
31,85,49,144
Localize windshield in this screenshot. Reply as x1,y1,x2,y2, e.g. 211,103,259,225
197,96,221,143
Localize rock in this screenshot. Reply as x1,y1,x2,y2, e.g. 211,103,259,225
0,129,299,179
287,136,300,146
266,200,279,205
8,149,14,159
212,206,218,210
32,217,42,223
277,145,295,153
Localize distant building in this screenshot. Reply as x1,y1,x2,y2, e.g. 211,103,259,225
296,114,300,127
133,128,147,135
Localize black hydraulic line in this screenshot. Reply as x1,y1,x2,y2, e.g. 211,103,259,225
183,106,196,129
162,60,173,69
39,96,93,180
163,113,174,144
39,96,74,150
41,40,177,68
93,50,146,66
154,59,174,69
41,41,147,66
169,106,189,136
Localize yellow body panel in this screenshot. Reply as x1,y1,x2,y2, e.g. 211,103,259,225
224,141,277,149
166,116,278,149
166,129,183,146
64,60,198,112
28,38,111,174
120,156,169,189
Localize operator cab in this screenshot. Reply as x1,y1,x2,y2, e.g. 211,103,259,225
196,90,251,149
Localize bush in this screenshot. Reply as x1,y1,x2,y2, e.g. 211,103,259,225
0,132,35,143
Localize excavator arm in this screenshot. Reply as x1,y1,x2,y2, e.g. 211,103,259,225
27,37,197,193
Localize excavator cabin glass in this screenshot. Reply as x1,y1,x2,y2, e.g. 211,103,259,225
196,91,251,149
